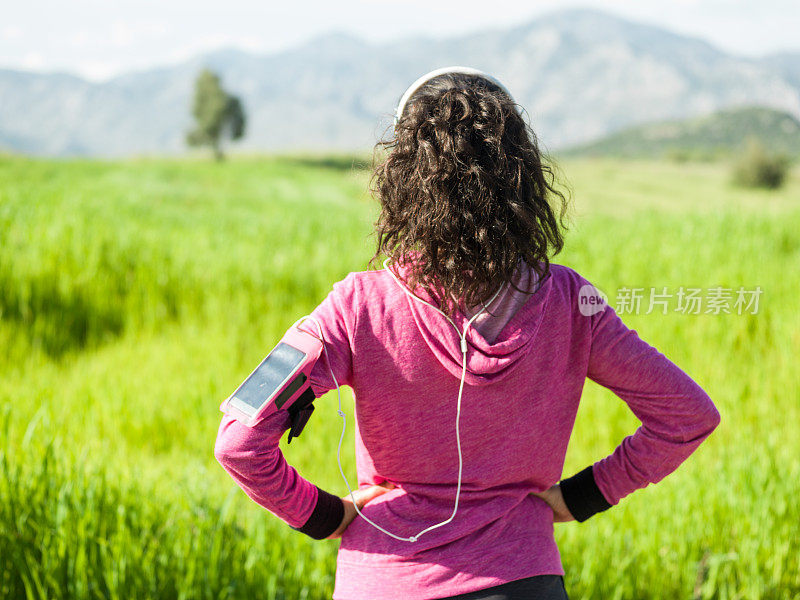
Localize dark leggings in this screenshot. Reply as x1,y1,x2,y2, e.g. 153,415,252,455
434,574,569,600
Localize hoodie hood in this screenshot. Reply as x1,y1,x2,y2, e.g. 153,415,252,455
385,255,553,387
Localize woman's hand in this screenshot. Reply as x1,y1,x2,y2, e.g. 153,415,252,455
531,483,575,523
326,481,396,539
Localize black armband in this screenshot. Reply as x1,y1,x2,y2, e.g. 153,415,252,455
286,387,317,444
559,465,612,522
290,486,345,540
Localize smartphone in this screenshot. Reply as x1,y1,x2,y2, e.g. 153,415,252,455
221,326,323,427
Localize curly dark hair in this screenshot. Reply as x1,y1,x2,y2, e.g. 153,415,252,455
367,71,572,321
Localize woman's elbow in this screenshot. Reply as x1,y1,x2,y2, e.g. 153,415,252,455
674,391,721,445
706,401,722,433
693,390,721,440
213,415,281,473
213,415,252,469
214,432,235,468
214,430,241,471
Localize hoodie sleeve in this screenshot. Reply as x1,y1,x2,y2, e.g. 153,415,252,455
561,298,721,522
304,272,357,397
213,273,357,539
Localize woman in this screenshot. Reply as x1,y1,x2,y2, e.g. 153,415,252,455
214,67,721,600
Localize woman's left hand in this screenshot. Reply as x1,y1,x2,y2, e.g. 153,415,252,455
326,481,396,539
531,483,575,523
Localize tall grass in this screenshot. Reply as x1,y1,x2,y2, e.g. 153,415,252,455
0,409,337,600
1,154,798,599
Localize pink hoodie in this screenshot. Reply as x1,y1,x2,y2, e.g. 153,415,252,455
214,257,721,600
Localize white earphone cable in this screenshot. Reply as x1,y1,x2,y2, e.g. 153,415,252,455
290,260,505,543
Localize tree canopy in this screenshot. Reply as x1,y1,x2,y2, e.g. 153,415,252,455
186,69,246,160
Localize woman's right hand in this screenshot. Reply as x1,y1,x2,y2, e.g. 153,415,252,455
327,481,396,539
531,483,575,522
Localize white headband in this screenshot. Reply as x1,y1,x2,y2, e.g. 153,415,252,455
393,65,517,131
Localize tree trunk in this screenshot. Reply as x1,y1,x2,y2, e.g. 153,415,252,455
213,142,224,162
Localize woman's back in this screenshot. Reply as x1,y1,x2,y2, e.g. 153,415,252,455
296,257,718,599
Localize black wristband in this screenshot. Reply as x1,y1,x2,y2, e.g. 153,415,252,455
290,486,345,540
559,465,613,522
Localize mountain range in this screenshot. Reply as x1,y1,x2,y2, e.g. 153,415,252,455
1,8,799,157
565,106,800,158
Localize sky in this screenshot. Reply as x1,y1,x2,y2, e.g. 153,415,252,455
2,0,799,81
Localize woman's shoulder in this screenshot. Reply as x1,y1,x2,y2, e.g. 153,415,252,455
331,268,400,306
346,266,404,290
341,268,385,287
348,267,415,310
539,262,611,315
540,262,599,291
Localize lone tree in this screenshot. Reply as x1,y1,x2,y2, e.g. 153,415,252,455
186,68,246,161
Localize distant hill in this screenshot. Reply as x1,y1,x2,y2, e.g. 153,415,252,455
1,8,800,157
562,106,800,159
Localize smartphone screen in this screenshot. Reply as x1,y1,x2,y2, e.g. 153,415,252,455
232,342,307,415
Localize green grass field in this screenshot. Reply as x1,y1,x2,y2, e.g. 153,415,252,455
1,153,798,599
